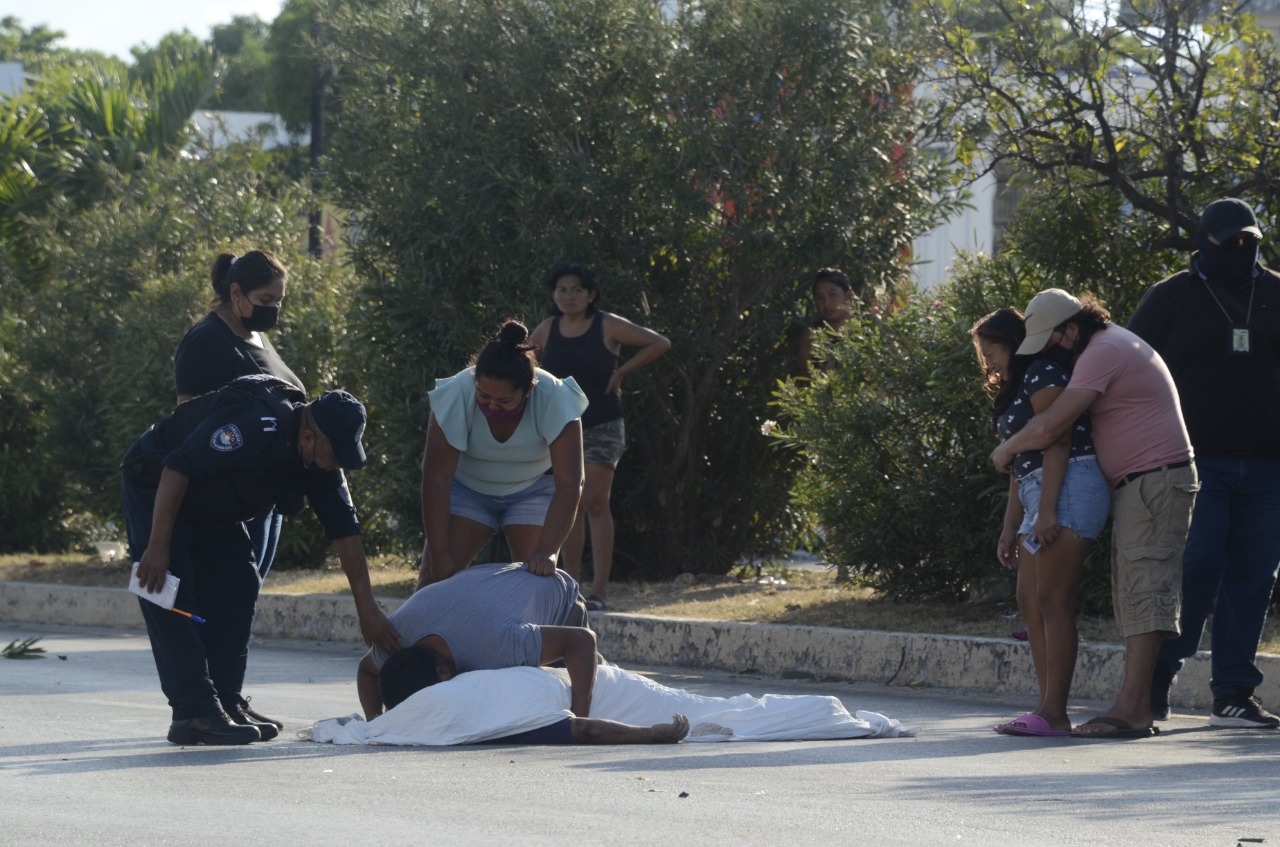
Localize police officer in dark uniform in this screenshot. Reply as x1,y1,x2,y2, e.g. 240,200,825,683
122,375,401,745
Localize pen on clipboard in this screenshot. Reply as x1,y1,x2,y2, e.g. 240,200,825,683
171,607,206,624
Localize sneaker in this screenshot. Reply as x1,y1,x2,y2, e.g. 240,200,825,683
1151,663,1176,721
1209,696,1280,729
168,711,261,745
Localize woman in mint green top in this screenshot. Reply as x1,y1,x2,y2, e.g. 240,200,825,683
417,320,588,588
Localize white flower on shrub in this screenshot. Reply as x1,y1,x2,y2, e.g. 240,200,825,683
760,419,778,436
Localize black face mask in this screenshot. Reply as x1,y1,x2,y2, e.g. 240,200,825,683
241,303,280,332
1196,231,1259,284
1040,343,1074,368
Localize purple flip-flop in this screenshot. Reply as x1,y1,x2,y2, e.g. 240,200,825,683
996,713,1071,737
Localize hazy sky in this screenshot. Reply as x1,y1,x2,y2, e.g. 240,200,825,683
3,0,287,62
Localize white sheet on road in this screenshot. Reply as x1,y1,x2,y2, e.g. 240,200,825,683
306,664,919,746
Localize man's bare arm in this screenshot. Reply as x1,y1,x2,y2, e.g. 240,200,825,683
357,651,383,720
333,534,401,657
991,388,1098,473
570,714,689,744
135,468,190,594
539,626,597,717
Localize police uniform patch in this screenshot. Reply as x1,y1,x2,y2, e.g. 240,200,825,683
210,424,244,452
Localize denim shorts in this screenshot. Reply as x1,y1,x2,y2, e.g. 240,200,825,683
583,418,625,469
1017,456,1111,540
450,474,556,530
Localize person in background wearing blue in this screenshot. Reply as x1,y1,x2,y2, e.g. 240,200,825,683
973,308,1110,736
530,263,671,610
123,376,400,745
417,320,589,589
174,250,304,580
1130,198,1280,729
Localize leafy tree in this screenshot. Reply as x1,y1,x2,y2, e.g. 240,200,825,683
268,0,323,132
322,0,962,576
0,16,71,71
0,44,214,237
208,16,274,112
0,126,345,552
920,0,1280,258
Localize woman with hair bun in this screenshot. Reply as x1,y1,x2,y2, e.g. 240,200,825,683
173,249,304,579
417,319,589,589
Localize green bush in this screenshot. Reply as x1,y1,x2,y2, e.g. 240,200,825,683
773,288,1004,601
322,0,962,576
772,177,1187,604
0,142,374,563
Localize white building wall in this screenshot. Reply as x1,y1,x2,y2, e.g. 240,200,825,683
1,62,25,97
188,111,297,151
910,168,998,293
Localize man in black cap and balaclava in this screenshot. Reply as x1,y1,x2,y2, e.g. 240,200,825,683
1129,198,1280,729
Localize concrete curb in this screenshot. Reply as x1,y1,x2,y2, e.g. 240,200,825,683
3,581,1275,712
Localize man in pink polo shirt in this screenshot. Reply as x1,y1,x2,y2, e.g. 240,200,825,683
991,289,1199,739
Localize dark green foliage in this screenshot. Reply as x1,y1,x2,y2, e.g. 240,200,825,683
322,0,960,576
208,16,275,112
1,636,45,659
774,292,1003,601
0,140,361,557
772,175,1187,603
267,0,323,133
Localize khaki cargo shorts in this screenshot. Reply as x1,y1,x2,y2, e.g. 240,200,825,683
1110,463,1199,638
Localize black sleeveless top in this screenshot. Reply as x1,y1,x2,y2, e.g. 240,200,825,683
540,312,624,429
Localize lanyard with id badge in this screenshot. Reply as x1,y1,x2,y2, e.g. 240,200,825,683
1203,278,1256,356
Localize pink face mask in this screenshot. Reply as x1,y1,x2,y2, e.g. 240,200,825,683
477,397,526,423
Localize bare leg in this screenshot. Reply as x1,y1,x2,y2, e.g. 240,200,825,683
1016,535,1048,710
1073,632,1163,735
1032,532,1091,730
504,523,545,565
570,714,689,744
420,516,494,585
582,463,616,602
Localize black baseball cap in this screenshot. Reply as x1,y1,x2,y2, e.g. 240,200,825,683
311,390,368,470
1200,198,1263,242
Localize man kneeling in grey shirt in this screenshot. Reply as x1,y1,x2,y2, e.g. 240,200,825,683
357,562,596,720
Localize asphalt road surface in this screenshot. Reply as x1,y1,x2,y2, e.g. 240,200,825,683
1,623,1276,846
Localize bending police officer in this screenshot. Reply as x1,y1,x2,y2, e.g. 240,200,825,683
122,375,400,745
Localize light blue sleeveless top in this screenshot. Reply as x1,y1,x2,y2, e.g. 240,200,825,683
429,367,587,495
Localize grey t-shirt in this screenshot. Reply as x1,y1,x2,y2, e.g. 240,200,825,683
372,563,581,671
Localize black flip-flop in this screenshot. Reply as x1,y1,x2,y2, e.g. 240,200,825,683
1070,716,1159,739
585,594,610,611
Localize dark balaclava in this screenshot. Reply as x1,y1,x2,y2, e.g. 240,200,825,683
1195,198,1262,284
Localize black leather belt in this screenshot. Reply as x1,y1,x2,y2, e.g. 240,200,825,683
1114,458,1193,490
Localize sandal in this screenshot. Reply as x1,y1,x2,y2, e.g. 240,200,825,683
585,594,610,611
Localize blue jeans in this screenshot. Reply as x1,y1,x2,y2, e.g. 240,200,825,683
122,448,262,720
1157,455,1280,699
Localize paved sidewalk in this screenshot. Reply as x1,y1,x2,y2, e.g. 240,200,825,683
3,581,1277,713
